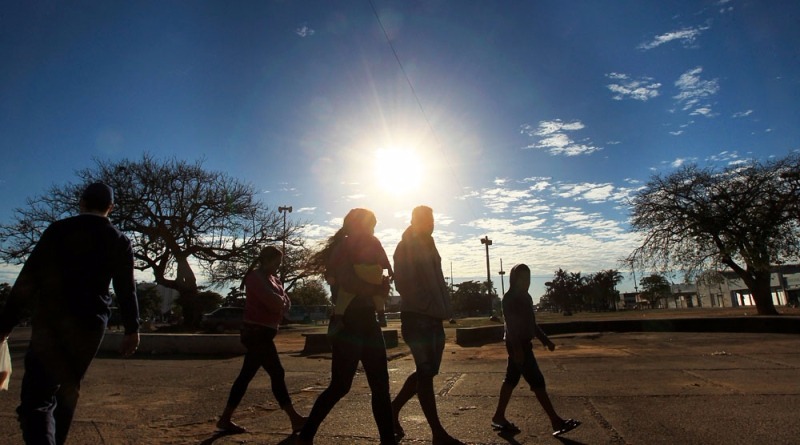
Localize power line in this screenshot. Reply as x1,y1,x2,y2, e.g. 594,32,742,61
367,0,480,221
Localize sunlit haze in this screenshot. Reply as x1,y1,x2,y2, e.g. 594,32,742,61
1,1,799,300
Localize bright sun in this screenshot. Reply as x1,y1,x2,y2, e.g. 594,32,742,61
373,147,424,195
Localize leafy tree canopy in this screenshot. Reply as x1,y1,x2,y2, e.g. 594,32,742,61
0,155,314,325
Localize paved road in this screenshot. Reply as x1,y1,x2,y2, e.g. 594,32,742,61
1,327,798,444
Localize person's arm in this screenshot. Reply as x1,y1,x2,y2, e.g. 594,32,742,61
246,272,289,314
335,257,389,298
532,311,555,351
113,237,140,356
0,225,53,336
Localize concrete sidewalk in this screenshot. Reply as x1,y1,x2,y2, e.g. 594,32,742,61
1,328,799,444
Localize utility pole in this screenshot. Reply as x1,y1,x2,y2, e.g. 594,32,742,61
278,205,292,282
480,236,493,314
498,258,506,296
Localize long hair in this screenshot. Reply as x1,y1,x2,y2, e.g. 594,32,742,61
508,263,530,293
310,208,376,277
239,245,283,290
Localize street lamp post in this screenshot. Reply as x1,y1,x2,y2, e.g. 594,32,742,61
480,236,493,314
278,205,292,282
498,258,506,296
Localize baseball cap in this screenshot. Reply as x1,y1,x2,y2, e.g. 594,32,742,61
80,182,114,210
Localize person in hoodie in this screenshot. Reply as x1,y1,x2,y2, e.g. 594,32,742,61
490,263,580,438
391,206,463,445
216,246,306,434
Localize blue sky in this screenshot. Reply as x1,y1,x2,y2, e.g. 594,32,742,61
1,0,799,299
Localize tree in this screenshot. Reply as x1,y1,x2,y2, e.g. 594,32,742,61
288,278,331,306
0,154,310,326
584,269,623,311
639,274,671,309
451,280,489,315
628,154,800,315
544,269,584,314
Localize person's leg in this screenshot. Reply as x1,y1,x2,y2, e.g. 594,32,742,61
360,317,395,444
296,334,361,444
492,349,521,427
400,313,460,444
518,343,569,430
390,371,417,436
17,343,59,445
258,328,306,432
218,328,263,432
52,327,104,445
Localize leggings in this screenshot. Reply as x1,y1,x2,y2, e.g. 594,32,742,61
298,301,394,443
225,325,292,408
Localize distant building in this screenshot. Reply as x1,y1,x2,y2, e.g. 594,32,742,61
694,264,800,308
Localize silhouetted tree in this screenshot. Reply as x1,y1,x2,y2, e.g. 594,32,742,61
628,154,800,315
451,280,488,315
583,269,624,311
544,269,584,314
0,154,311,325
639,274,671,309
288,278,331,306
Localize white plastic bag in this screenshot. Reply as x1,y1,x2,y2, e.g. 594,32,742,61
0,339,11,391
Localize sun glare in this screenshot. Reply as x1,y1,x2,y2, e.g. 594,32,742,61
373,147,424,195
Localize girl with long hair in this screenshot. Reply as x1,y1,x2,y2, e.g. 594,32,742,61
217,246,306,434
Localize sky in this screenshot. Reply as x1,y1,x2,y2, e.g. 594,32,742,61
1,0,799,300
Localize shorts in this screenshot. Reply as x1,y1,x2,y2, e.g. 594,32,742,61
401,311,445,376
503,340,546,390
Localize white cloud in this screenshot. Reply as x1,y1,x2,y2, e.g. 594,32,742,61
674,67,719,116
638,24,710,50
295,24,315,37
669,130,684,136
732,110,753,118
670,157,697,168
605,73,661,101
521,120,602,156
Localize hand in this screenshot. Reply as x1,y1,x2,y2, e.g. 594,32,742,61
543,338,556,351
120,333,140,357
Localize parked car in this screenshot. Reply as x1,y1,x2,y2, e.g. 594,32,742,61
200,307,244,332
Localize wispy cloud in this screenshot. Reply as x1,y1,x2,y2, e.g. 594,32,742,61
638,24,710,50
674,67,719,116
521,120,602,156
732,110,753,118
295,24,315,37
670,157,697,168
605,73,661,101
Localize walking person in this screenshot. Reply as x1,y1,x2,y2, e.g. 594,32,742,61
297,208,395,445
391,206,463,445
0,182,140,445
490,263,581,437
217,246,306,434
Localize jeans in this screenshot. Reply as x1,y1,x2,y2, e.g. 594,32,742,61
299,298,394,443
18,319,105,445
225,324,292,408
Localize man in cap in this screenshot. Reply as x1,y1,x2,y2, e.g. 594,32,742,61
0,182,140,445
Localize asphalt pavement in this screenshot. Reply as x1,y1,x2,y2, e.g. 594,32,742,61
1,324,799,444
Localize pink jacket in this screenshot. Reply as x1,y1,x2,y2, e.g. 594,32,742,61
243,270,290,329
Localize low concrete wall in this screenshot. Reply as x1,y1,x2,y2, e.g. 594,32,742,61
455,325,504,346
302,329,399,354
455,316,800,346
100,333,246,355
